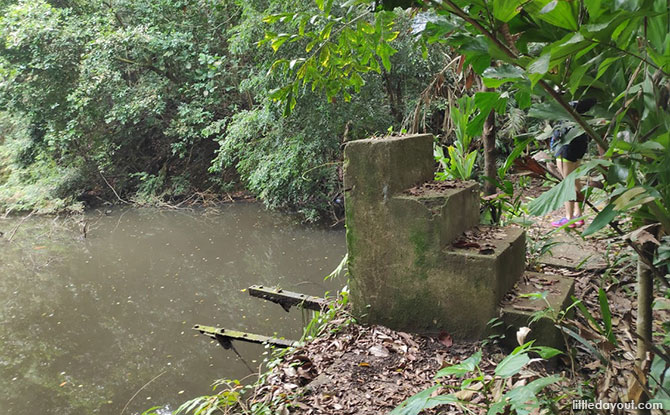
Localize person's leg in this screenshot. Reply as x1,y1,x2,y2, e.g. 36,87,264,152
562,159,581,219
557,158,574,219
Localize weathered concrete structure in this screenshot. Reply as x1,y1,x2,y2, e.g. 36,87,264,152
343,134,528,339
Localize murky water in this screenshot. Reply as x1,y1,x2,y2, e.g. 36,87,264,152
0,204,345,415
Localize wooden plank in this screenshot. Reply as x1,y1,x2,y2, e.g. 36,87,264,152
192,324,301,348
247,285,329,311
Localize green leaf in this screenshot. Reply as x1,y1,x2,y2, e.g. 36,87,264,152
571,296,603,332
498,375,561,411
515,90,531,109
528,52,550,74
482,64,525,88
534,346,562,359
540,0,557,14
528,101,571,121
567,65,588,95
376,42,396,72
528,171,576,216
389,385,440,415
493,0,525,22
598,287,616,344
495,352,530,378
528,160,610,216
582,203,619,236
527,52,550,86
615,0,640,11
271,35,289,52
423,394,460,409
596,56,620,80
528,0,578,30
435,350,482,378
559,325,607,363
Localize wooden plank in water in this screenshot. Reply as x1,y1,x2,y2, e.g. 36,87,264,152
193,324,301,348
247,285,329,311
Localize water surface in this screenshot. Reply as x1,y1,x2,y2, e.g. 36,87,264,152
0,204,345,415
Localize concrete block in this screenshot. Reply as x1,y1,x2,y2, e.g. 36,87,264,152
343,134,527,341
343,134,435,204
498,272,575,349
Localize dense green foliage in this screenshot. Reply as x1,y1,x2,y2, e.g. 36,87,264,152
0,0,444,219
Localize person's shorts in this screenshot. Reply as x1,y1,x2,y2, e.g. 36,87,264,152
553,135,587,162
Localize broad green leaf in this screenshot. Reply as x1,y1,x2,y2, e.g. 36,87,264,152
493,0,525,22
582,203,619,236
376,42,396,71
423,394,460,409
534,346,562,359
389,385,440,415
319,46,331,67
497,375,561,412
615,0,640,11
528,170,576,216
271,35,290,52
528,52,550,75
435,350,482,378
495,352,530,378
540,0,557,14
515,89,531,109
527,0,578,30
482,64,525,88
527,52,550,86
528,160,610,216
474,91,502,111
584,0,603,20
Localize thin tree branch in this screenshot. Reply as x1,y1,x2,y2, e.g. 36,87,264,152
99,170,130,205
6,209,36,243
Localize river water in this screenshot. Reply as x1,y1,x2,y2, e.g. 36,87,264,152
0,204,345,415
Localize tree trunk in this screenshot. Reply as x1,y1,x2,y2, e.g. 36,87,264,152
635,241,654,415
482,101,497,196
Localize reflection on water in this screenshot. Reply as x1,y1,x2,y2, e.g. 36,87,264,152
0,204,345,415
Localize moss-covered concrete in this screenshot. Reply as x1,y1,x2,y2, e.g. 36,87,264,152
343,134,528,339
498,273,575,349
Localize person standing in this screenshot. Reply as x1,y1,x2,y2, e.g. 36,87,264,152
550,98,597,228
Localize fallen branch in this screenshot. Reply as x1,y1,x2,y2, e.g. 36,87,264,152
6,209,36,243
99,171,130,205
119,371,166,415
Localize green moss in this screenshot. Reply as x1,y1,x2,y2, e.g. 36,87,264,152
390,285,436,330
409,228,430,279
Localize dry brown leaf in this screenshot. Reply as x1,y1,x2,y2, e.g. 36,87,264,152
438,331,453,348
626,370,645,403
369,345,390,357
453,381,483,402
